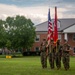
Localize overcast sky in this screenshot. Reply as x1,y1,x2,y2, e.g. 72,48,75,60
0,0,75,25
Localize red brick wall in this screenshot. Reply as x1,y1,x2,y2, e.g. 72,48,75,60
60,33,75,56
61,33,75,47
31,32,47,51
68,33,75,56
31,32,75,55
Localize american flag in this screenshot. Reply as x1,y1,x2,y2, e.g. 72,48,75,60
47,8,53,44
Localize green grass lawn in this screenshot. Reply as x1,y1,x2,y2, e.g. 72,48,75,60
0,56,75,75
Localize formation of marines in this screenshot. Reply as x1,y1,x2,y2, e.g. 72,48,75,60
40,39,71,70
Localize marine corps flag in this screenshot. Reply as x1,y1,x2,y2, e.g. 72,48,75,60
47,8,53,45
54,7,58,44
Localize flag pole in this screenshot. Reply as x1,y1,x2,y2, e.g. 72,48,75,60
54,6,58,53
47,8,53,53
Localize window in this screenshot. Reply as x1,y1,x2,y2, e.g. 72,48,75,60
35,35,40,42
73,34,75,41
57,20,61,28
73,47,75,53
35,47,39,51
53,20,61,30
58,34,61,40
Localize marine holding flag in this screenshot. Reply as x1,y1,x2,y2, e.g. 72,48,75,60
47,8,55,69
54,7,62,70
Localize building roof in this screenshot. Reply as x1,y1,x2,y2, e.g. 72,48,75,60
35,18,75,32
63,24,75,33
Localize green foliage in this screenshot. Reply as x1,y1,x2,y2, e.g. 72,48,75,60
0,15,36,51
6,40,11,49
0,56,75,75
0,20,7,47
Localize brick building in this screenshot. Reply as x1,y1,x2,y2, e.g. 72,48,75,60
31,18,75,56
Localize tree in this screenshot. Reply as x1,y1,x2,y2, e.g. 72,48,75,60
0,20,7,48
0,15,36,53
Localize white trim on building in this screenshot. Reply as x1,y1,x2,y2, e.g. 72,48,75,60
63,24,75,33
